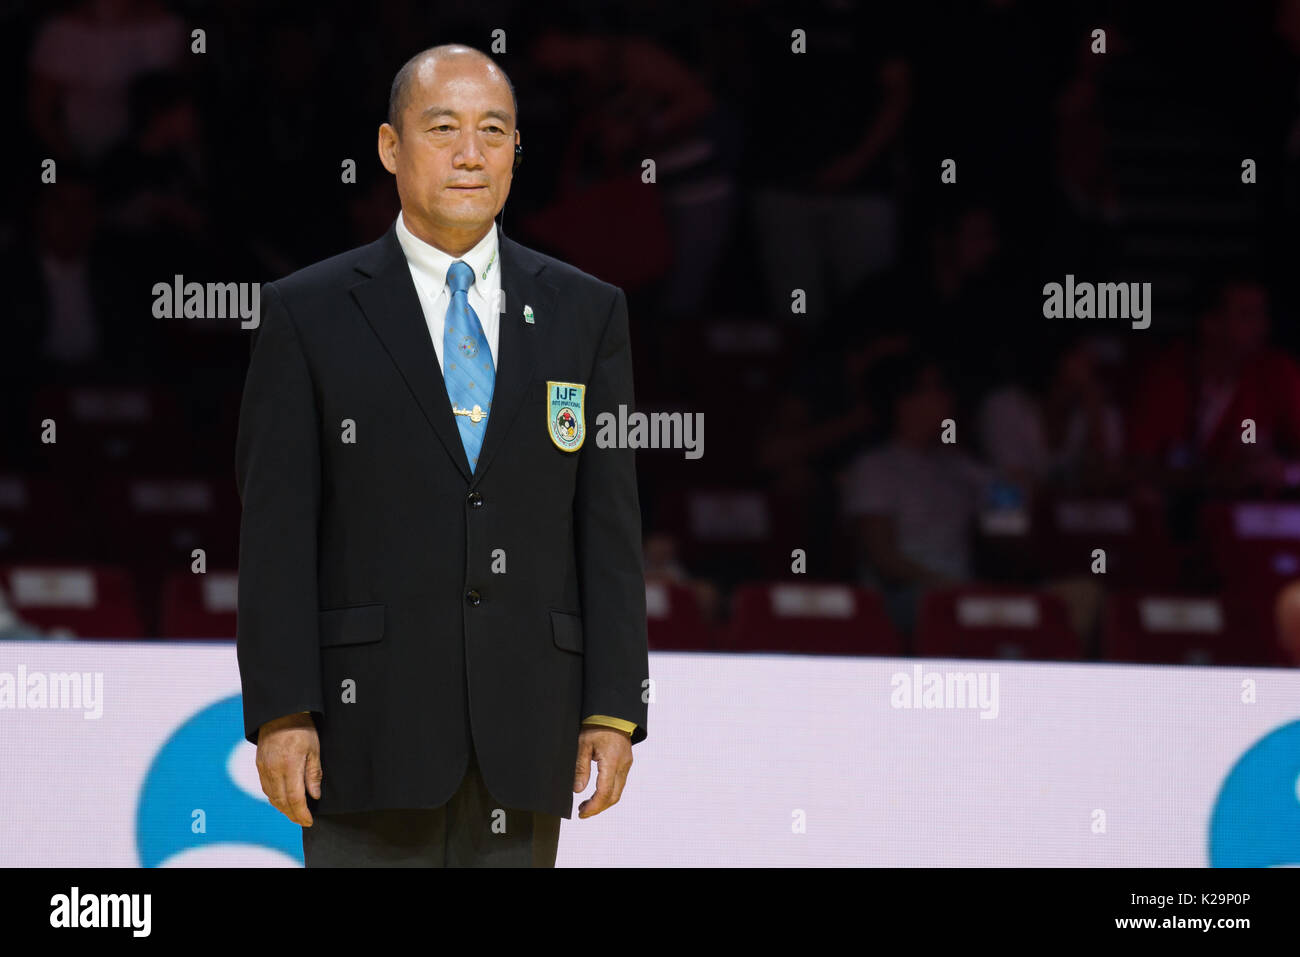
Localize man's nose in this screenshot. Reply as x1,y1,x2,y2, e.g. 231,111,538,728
455,134,487,167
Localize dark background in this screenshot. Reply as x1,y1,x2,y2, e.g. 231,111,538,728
3,0,1300,666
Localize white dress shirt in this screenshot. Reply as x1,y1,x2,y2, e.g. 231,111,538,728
394,211,501,372
392,212,640,740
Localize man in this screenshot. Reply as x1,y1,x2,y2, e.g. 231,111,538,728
841,351,992,635
1129,275,1300,494
235,44,648,867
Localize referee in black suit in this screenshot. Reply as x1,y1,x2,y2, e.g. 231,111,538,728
235,43,648,867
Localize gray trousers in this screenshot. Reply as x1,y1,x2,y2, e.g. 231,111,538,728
301,745,562,867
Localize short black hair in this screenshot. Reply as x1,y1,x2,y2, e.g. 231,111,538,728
388,44,517,132
867,349,945,427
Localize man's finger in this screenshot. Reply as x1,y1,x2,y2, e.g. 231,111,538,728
305,748,323,800
283,753,313,827
573,738,593,792
608,752,632,806
578,754,616,818
261,764,292,823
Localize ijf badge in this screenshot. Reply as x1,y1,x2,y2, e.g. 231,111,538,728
547,381,586,452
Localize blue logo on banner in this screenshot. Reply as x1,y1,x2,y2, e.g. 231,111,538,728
1209,719,1300,867
136,694,303,867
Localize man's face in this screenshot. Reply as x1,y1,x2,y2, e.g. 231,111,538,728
379,54,517,247
898,364,952,437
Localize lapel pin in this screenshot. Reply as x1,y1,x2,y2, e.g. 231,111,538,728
523,304,535,324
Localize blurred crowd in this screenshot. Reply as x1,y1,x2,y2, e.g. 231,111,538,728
4,0,1300,661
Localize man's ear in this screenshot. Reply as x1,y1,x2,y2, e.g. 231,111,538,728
377,123,400,175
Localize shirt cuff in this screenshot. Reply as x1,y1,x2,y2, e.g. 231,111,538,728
582,714,637,736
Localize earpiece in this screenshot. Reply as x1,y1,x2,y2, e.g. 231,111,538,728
500,143,523,237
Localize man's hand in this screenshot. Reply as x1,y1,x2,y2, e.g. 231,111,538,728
573,725,633,818
255,712,322,827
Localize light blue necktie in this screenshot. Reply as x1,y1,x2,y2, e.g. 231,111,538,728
443,260,495,471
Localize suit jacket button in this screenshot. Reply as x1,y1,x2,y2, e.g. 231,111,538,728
467,491,483,508
465,589,481,606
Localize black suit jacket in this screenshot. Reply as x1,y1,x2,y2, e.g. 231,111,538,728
235,220,648,819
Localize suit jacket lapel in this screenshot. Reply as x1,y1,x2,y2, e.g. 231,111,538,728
348,221,557,486
350,223,472,481
472,228,557,486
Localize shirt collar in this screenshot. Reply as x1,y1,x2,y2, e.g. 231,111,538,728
395,211,499,294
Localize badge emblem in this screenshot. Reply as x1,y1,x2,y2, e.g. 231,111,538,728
547,381,585,452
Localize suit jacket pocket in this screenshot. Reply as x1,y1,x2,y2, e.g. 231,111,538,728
319,603,386,647
550,609,584,654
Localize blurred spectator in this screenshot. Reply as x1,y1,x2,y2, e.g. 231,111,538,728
1129,275,1300,496
1054,29,1121,226
28,0,186,165
745,2,911,325
526,29,731,307
757,388,871,499
932,206,1002,310
840,351,995,633
1042,338,1126,489
8,176,103,372
542,30,739,320
978,336,1125,492
644,531,721,624
976,349,1050,490
755,383,872,579
99,71,208,248
893,201,1023,395
3,1,1297,654
34,177,103,368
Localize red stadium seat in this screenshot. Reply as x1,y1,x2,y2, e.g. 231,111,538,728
655,486,818,582
0,564,143,638
30,385,185,472
1221,576,1297,665
158,570,238,639
679,321,789,408
0,474,84,561
645,578,716,650
1100,589,1282,666
654,487,774,582
726,581,903,656
1034,494,1180,587
668,322,801,487
91,475,240,566
915,586,1081,660
1200,501,1300,591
